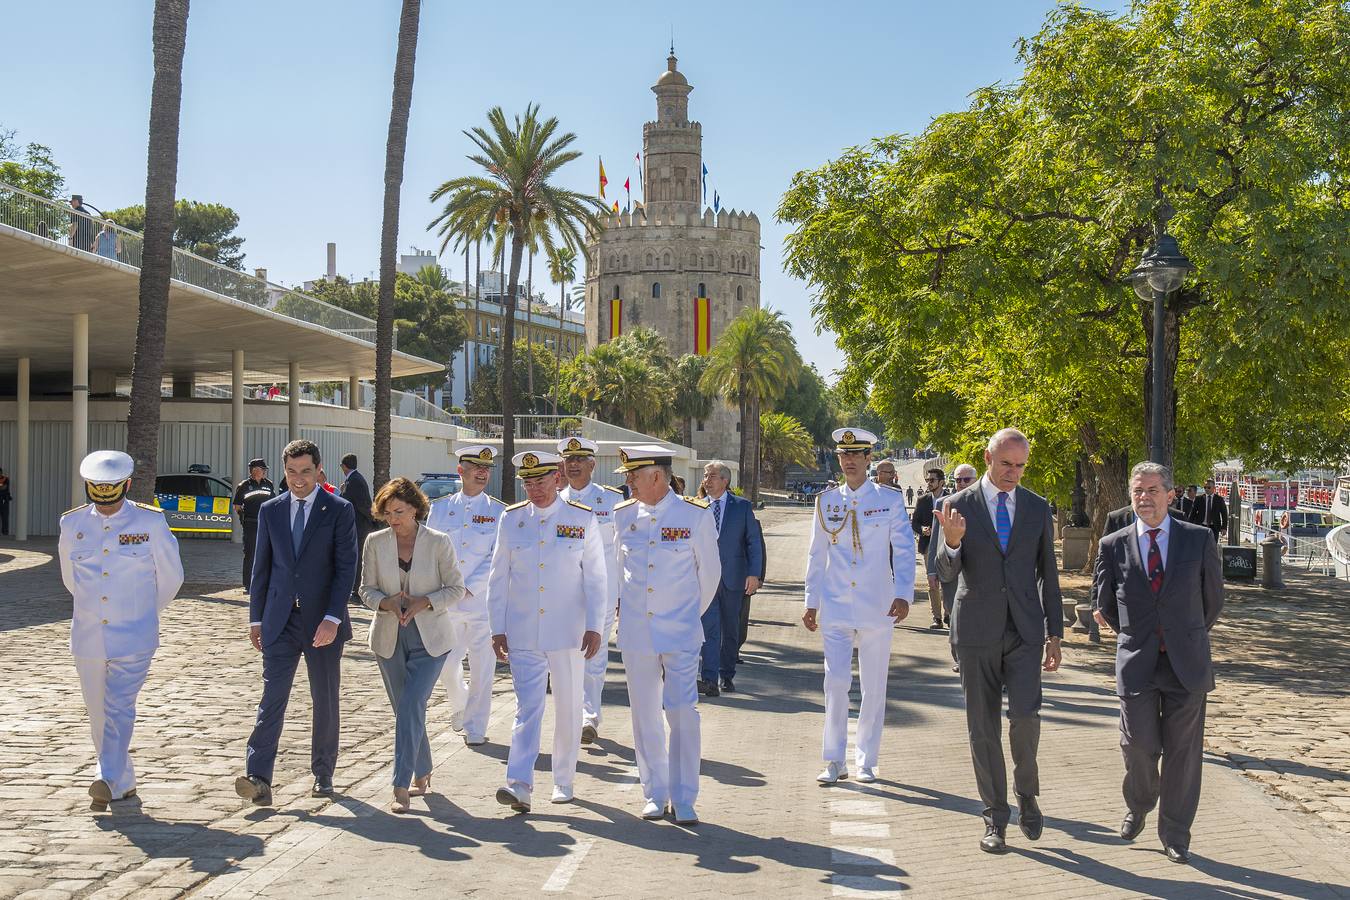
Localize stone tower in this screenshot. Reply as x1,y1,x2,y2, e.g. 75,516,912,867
584,52,762,462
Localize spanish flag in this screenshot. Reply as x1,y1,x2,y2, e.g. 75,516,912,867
611,200,620,213
694,294,711,355
599,158,608,198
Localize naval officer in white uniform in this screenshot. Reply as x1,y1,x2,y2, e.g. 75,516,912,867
803,428,916,784
58,450,184,809
489,451,607,811
426,445,504,745
614,445,721,825
557,436,623,744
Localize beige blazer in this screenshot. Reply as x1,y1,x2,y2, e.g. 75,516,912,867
359,524,466,658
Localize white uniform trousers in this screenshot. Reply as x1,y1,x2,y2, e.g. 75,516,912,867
505,648,584,791
581,601,618,729
821,624,894,769
439,617,495,737
74,651,154,798
624,650,701,807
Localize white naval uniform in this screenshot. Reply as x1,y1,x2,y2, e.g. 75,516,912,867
426,490,503,738
615,490,721,808
486,497,606,793
58,501,184,798
560,480,622,729
804,479,916,770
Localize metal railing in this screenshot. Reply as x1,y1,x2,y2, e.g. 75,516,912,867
456,414,587,440
0,180,380,346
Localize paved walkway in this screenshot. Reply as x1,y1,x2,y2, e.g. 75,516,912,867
1,509,1348,898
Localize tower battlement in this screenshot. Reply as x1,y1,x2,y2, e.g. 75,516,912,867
597,207,760,237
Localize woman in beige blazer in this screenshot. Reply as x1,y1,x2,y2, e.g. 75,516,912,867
359,478,466,813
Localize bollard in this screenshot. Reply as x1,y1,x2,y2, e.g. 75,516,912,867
1260,534,1285,589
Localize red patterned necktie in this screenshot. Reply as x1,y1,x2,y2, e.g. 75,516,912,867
1147,527,1165,652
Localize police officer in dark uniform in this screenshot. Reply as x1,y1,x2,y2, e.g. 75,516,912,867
233,459,276,590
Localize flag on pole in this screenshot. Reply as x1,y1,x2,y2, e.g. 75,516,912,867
702,164,708,203
611,200,620,213
713,191,720,214
635,152,643,196
599,158,608,198
624,177,631,211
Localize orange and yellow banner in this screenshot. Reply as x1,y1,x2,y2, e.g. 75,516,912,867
694,296,711,355
610,297,622,339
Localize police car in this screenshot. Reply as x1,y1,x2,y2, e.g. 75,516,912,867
154,464,236,538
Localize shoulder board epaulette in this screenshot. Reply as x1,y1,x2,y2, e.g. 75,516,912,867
62,503,90,517
683,496,710,508
615,498,638,509
486,495,506,505
132,501,166,513
880,483,903,492
566,499,593,512
504,500,529,512
602,484,624,494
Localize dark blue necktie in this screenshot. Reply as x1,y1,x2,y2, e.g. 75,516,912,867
292,498,306,556
996,492,1011,553
713,497,722,533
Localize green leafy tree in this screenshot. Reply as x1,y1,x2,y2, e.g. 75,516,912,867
107,199,246,269
780,0,1350,532
700,308,803,501
563,341,672,432
466,339,560,415
671,354,714,448
759,412,816,489
428,104,606,501
0,127,64,198
776,364,836,449
546,245,577,414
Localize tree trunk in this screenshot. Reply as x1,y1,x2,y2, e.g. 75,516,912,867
683,417,693,449
736,373,749,494
126,0,190,502
372,0,420,490
552,280,564,415
747,394,762,503
500,227,524,503
526,251,534,411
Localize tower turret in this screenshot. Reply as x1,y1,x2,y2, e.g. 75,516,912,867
643,52,702,219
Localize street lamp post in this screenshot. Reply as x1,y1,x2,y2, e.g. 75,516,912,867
1130,228,1194,466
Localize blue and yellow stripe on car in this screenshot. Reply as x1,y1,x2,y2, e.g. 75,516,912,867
153,493,235,534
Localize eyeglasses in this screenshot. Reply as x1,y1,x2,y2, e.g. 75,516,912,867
955,476,975,484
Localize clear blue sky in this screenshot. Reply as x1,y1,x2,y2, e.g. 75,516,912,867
1,0,1119,377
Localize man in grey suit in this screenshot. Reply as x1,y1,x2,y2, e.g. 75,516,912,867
935,428,1063,854
1095,462,1223,865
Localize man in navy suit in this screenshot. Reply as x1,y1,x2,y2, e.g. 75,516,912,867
697,461,764,696
1096,461,1223,864
235,439,357,806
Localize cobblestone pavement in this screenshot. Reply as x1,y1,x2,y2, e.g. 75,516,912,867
1,512,1348,899
1063,564,1350,838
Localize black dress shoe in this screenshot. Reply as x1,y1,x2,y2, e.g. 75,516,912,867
705,682,720,697
235,775,272,807
720,678,735,693
697,679,710,695
980,825,1007,854
1165,845,1190,864
1016,794,1043,841
312,776,333,797
1120,812,1147,841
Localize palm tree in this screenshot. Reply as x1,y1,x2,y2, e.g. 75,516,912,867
125,0,190,502
759,411,815,489
671,354,713,448
373,0,422,488
546,245,577,414
700,308,802,501
428,104,605,501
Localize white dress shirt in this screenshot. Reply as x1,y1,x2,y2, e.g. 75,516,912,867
1134,514,1171,569
946,475,1016,556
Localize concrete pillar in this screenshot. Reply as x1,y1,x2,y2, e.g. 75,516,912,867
232,349,245,544
72,313,89,507
348,376,359,411
16,357,29,541
288,361,300,439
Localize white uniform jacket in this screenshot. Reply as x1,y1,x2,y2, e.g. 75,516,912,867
426,490,503,624
560,481,622,608
805,480,916,629
486,498,607,651
614,490,721,654
59,501,184,659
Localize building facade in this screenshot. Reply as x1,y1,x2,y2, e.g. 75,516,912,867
584,53,761,461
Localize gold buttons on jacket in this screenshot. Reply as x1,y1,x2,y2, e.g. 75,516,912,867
539,608,545,614
101,618,108,625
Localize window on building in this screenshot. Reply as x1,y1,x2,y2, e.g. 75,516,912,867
622,253,628,268
651,282,662,299
646,252,654,267
612,285,620,300
736,285,743,302
736,421,741,432
663,251,671,268
697,420,705,432
698,282,706,297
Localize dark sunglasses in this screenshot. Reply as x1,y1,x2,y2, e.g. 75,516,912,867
955,476,975,483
